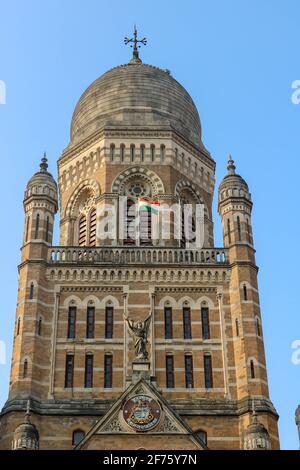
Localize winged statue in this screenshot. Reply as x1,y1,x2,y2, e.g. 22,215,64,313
124,311,152,360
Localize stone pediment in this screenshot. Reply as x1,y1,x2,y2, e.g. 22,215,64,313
75,379,206,450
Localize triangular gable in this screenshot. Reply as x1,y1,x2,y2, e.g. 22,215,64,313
75,379,207,450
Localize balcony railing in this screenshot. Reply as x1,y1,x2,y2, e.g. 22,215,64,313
48,246,229,265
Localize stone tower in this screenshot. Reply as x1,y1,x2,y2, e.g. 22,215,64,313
0,37,279,450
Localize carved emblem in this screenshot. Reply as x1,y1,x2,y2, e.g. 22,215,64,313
123,395,161,432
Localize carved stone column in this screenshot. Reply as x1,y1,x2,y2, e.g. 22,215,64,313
217,290,230,398
149,287,156,379
48,289,60,399
123,287,129,387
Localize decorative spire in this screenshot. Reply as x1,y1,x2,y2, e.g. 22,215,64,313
227,154,236,175
24,399,31,424
124,26,147,64
251,399,258,425
40,152,48,172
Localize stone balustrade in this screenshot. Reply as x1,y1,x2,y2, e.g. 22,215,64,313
48,246,229,265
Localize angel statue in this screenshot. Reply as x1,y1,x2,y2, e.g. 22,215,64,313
124,311,152,361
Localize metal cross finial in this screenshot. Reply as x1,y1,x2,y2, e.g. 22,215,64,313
124,26,147,64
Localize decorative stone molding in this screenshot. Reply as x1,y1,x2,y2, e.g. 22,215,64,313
65,179,101,217
111,166,164,195
47,268,229,284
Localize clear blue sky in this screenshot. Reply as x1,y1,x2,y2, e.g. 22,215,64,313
0,0,299,450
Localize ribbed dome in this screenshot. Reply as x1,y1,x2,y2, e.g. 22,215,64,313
71,63,203,149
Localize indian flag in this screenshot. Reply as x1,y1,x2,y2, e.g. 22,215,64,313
138,198,160,215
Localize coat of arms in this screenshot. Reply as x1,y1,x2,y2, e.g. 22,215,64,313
123,395,161,431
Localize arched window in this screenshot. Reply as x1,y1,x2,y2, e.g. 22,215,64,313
130,144,135,162
65,354,74,388
140,144,145,162
201,306,210,340
235,318,239,337
164,306,173,339
250,359,255,379
104,354,113,388
204,354,213,388
45,216,50,242
183,307,192,339
237,216,241,241
246,218,251,243
243,284,248,301
29,283,34,300
175,147,178,165
256,318,261,337
37,317,42,336
72,429,85,446
124,199,136,245
150,144,155,162
78,214,87,246
166,355,174,388
84,354,93,388
67,306,76,339
25,216,30,242
16,317,21,336
110,143,115,162
160,144,165,162
180,200,196,248
89,208,96,247
34,213,40,239
227,219,231,244
195,430,207,446
23,359,28,378
120,143,125,162
139,197,152,245
105,306,114,339
184,354,194,388
86,306,95,339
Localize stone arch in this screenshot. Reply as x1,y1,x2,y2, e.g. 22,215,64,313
178,296,195,308
111,166,164,196
65,179,101,218
82,295,101,309
194,295,215,309
63,295,82,308
158,296,177,308
99,295,120,308
175,179,203,202
175,179,209,216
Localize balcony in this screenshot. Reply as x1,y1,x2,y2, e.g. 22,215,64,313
48,246,229,266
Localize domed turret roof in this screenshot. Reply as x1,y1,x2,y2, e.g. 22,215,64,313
219,156,249,192
12,401,39,450
25,154,58,207
70,61,203,149
243,402,271,450
218,155,252,208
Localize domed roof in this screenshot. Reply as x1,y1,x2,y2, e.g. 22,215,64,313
243,408,271,450
13,401,39,450
25,154,58,206
70,62,203,149
219,156,249,192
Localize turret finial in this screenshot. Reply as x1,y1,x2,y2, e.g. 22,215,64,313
227,154,236,175
124,26,147,64
24,399,31,424
251,399,258,424
40,152,48,172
